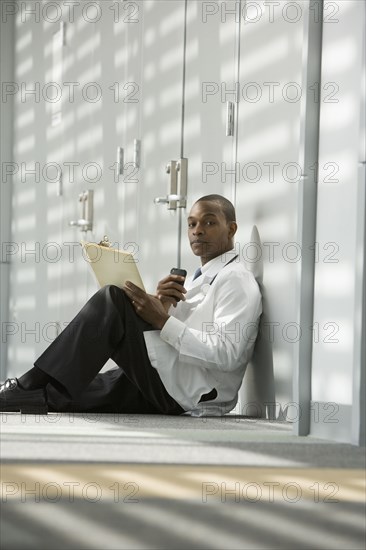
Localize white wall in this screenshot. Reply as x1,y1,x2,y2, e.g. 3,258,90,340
310,0,366,444
235,1,318,422
5,1,133,375
0,0,15,381
2,0,365,443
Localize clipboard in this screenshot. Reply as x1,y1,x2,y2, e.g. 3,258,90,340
81,236,145,291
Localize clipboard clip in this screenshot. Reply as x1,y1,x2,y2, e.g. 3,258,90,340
98,235,111,247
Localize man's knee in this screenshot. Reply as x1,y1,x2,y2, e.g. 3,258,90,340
98,284,125,299
86,285,122,310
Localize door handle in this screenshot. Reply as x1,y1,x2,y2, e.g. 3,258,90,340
176,158,187,208
117,146,124,175
226,101,235,136
133,139,141,168
166,160,178,210
69,190,94,232
154,158,188,210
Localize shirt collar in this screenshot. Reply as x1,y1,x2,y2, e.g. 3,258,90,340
191,249,237,283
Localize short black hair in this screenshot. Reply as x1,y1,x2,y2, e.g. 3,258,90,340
194,194,236,223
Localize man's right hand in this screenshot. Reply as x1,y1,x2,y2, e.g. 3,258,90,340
156,274,187,310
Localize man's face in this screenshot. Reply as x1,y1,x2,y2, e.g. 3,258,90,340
187,201,237,265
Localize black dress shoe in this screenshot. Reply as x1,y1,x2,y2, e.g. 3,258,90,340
0,378,48,414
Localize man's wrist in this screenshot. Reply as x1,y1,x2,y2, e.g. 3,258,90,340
156,314,170,330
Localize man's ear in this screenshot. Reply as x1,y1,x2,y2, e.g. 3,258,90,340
228,221,237,238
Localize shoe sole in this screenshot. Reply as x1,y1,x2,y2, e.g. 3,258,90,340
0,405,48,414
1,388,48,414
20,405,48,415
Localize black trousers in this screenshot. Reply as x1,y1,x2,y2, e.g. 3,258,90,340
35,285,185,415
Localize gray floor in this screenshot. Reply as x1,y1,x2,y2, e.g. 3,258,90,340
1,414,365,549
1,413,366,467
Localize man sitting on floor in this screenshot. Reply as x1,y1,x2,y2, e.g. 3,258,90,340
0,194,262,416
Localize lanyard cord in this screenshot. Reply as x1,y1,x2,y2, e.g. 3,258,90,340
209,255,239,286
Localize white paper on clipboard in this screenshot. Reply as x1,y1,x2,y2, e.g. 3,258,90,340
81,241,145,291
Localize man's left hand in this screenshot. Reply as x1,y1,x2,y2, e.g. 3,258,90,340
123,281,170,329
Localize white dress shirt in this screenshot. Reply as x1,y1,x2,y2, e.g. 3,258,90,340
143,251,262,415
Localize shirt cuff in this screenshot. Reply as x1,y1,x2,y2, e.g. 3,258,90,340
160,315,186,348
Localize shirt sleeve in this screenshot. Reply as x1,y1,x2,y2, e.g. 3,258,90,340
159,271,261,372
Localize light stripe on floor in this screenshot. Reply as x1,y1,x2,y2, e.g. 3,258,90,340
1,464,365,503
